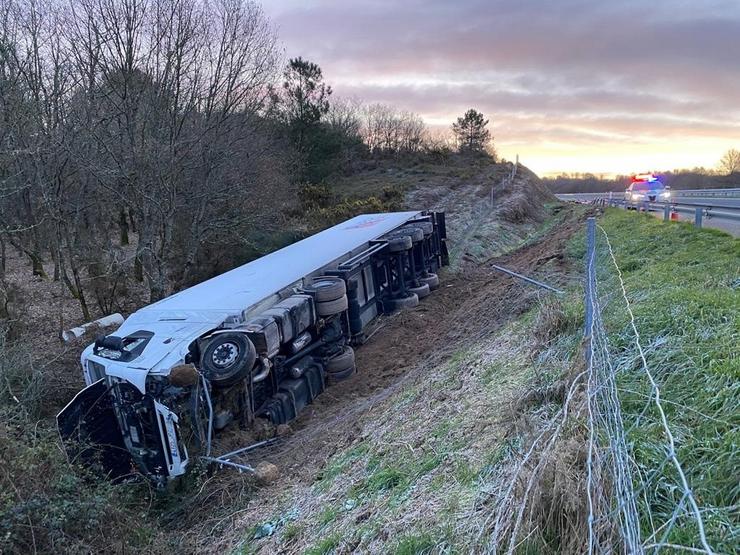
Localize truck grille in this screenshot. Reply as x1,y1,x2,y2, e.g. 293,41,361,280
88,360,106,382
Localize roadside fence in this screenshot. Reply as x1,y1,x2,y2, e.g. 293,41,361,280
582,217,716,554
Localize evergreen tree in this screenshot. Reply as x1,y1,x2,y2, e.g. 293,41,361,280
452,109,491,153
278,57,332,179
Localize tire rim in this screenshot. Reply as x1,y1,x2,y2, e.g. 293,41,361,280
211,342,239,368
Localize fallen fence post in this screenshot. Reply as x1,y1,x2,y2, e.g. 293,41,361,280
490,263,564,294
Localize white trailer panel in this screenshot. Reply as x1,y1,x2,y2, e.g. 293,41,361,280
143,211,421,314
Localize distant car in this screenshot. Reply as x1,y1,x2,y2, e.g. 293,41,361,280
625,174,671,210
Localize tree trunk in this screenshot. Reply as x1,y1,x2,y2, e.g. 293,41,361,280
119,209,130,245
134,254,143,282
50,245,60,281
28,250,47,278
60,252,91,321
0,235,5,280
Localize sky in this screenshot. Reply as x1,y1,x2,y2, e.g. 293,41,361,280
264,0,740,177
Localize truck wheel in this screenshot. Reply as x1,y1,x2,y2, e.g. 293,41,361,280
200,333,256,388
386,292,419,311
316,294,348,317
408,283,431,299
387,235,412,252
326,345,355,373
407,222,433,236
420,273,440,291
391,226,423,243
327,364,356,384
305,276,346,302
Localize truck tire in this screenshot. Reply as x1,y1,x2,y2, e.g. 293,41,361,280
386,292,419,311
387,235,412,252
327,364,356,384
316,294,348,317
420,273,440,291
408,283,431,299
200,333,256,388
390,226,423,243
407,222,433,236
305,276,346,302
326,345,355,373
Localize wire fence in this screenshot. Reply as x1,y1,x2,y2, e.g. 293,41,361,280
583,217,717,554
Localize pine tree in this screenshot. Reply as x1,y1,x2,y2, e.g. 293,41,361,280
452,109,491,153
280,57,332,157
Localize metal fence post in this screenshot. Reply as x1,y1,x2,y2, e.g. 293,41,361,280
694,207,703,228
584,217,596,338
663,204,670,221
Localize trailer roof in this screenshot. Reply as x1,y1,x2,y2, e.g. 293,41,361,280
141,211,421,316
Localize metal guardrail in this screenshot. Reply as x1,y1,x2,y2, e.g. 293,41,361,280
587,197,740,228
674,187,740,198
558,187,740,200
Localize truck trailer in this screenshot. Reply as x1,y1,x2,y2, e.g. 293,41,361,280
58,211,448,484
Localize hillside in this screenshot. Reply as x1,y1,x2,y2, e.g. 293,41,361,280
4,157,735,554
0,156,569,552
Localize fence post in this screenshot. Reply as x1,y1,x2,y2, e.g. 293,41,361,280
584,217,596,338
694,207,703,228
663,204,670,221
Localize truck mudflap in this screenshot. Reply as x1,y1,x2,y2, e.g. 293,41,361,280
57,379,135,481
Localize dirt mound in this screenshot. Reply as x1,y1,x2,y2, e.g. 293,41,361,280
495,165,557,224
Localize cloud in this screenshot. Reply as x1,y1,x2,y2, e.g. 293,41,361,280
265,0,740,174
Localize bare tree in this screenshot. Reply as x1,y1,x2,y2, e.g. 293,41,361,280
362,103,427,155
718,149,740,175
0,0,288,322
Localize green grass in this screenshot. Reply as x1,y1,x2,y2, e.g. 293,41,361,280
317,506,340,526
393,532,437,554
304,533,341,555
596,209,739,551
314,442,369,491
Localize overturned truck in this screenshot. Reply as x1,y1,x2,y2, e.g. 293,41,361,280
58,211,448,485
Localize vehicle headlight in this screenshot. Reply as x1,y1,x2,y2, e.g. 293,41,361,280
661,191,670,197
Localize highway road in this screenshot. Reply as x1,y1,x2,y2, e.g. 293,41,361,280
556,188,740,236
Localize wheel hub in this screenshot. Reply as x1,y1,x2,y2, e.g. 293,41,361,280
211,342,239,368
